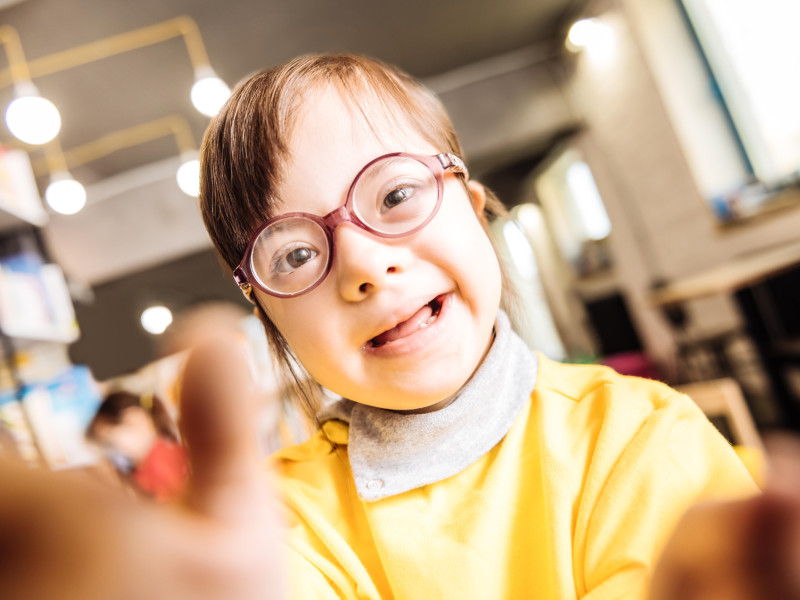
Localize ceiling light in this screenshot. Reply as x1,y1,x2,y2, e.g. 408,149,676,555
141,305,173,335
176,153,200,197
191,66,231,117
5,81,62,145
566,18,607,51
45,171,87,215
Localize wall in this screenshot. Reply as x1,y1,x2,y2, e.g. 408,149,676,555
558,0,800,369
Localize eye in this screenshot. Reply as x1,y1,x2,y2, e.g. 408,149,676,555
286,247,315,268
272,244,319,274
380,185,418,214
383,187,409,208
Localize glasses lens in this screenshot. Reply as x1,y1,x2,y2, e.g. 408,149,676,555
250,217,330,295
352,156,439,235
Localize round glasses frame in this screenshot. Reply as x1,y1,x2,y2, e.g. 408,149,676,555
233,152,468,300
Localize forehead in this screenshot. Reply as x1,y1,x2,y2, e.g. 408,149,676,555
277,86,437,214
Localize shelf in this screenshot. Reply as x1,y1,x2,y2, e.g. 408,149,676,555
0,263,79,346
0,147,49,232
0,323,79,345
0,147,83,469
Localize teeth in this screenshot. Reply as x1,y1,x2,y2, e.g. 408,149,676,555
369,313,438,347
368,300,443,349
419,312,438,329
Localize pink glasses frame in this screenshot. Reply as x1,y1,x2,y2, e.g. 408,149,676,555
233,152,468,300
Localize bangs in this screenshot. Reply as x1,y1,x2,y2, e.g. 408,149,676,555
327,66,462,158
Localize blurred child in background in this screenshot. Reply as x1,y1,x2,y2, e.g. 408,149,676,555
86,390,186,502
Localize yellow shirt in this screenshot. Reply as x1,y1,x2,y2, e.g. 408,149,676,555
271,356,758,599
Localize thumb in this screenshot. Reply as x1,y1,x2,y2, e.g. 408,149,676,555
179,336,267,523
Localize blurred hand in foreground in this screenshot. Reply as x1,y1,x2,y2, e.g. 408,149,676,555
651,434,800,600
0,337,285,600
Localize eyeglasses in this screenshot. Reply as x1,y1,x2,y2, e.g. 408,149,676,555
233,152,468,299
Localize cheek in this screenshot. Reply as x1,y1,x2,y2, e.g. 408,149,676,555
258,293,342,365
273,311,350,392
473,234,503,308
262,300,307,347
445,209,502,297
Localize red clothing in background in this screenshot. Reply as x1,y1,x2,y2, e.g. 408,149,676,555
132,439,187,502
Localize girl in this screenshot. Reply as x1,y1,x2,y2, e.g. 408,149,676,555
198,54,756,597
0,53,787,599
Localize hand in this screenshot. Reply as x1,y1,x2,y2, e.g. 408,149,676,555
0,337,285,600
650,435,800,600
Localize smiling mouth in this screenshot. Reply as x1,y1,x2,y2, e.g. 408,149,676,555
367,295,444,348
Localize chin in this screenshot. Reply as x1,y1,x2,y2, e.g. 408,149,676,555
356,380,464,413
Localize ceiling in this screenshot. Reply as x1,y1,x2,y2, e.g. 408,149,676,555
0,0,584,188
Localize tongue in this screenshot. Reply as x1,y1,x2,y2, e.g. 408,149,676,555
371,304,433,345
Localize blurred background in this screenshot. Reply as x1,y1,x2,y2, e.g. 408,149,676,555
0,0,798,470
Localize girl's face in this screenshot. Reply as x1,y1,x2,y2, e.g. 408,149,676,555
255,87,502,411
92,407,157,464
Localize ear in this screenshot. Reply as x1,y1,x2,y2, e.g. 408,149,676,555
466,180,487,215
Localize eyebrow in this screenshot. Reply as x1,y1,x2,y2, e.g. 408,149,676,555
267,151,413,226
360,154,406,178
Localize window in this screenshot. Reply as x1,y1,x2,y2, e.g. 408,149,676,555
530,148,611,277
681,0,800,187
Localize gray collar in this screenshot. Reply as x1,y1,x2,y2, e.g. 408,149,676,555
318,310,538,501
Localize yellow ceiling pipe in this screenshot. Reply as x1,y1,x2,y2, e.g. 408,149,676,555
0,25,63,145
0,24,34,84
35,114,201,212
32,114,197,177
0,16,212,89
0,16,228,148
0,17,221,206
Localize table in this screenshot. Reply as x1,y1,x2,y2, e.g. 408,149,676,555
649,240,800,306
649,240,800,428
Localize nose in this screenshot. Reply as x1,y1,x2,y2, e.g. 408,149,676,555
333,223,412,301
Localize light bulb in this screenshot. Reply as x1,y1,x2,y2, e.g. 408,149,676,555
45,173,86,215
6,83,62,145
566,18,611,53
141,305,173,335
191,67,230,117
176,158,200,197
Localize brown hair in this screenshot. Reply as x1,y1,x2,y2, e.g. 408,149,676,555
87,391,178,443
199,53,511,422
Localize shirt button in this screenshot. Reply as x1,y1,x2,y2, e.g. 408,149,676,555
366,479,384,491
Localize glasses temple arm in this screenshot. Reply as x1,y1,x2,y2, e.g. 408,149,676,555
233,267,257,304
437,153,469,179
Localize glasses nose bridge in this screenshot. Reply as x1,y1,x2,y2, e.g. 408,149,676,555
323,205,350,231
323,205,357,234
